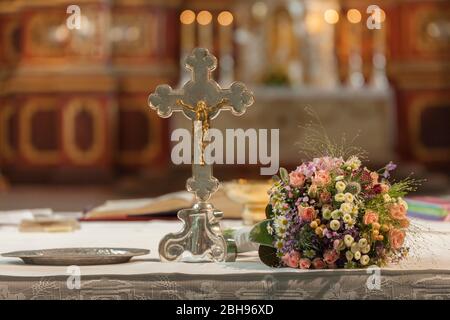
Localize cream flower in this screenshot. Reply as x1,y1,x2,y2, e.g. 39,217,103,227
383,194,391,203
334,193,345,202
330,219,341,231
354,251,361,260
340,202,353,214
345,251,354,261
331,210,341,220
358,238,368,248
361,245,371,254
322,208,332,220
335,181,346,192
344,193,354,203
360,255,370,266
351,242,359,253
344,235,354,247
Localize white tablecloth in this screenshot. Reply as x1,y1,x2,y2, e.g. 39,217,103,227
1,219,450,299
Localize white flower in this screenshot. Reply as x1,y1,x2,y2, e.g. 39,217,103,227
346,251,354,261
275,240,284,250
344,235,354,247
351,205,359,215
345,156,361,170
330,219,341,231
360,255,370,266
343,213,352,224
340,202,353,214
335,181,346,192
335,175,345,181
358,238,368,248
383,194,391,203
354,251,361,260
322,208,332,220
351,242,359,253
331,210,341,220
334,193,345,202
266,224,274,235
344,192,354,203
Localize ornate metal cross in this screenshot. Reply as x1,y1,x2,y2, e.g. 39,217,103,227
148,48,254,262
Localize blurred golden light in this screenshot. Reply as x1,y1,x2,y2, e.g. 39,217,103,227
252,1,268,20
347,9,361,24
197,10,212,26
306,12,323,33
324,9,339,24
180,10,196,25
218,11,233,26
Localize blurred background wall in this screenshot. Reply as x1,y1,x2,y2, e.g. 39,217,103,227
0,0,448,194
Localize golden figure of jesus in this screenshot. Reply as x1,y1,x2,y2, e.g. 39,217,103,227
176,98,228,165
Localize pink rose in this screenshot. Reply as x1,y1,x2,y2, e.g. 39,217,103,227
298,206,316,222
281,251,301,268
389,204,407,220
312,258,326,269
289,171,306,188
312,170,331,187
323,250,339,265
299,258,311,269
319,191,331,203
363,210,379,225
389,229,405,249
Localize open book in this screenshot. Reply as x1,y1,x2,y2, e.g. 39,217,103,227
83,189,243,220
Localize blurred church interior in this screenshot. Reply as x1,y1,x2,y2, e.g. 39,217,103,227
0,0,449,210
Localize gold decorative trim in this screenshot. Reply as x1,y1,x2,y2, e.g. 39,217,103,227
409,96,450,162
118,100,162,165
0,103,16,160
63,98,105,165
20,98,61,165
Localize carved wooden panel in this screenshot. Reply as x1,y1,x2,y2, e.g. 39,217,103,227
118,95,168,166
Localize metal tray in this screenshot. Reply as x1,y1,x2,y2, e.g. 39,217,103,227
2,247,150,266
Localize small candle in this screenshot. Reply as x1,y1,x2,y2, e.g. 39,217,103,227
197,10,213,50
180,10,196,53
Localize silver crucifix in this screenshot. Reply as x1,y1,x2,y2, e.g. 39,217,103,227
148,48,254,262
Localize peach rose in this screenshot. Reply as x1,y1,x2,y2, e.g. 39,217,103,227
380,183,390,193
319,191,331,203
389,228,405,249
370,171,379,185
312,258,326,269
298,206,316,222
312,170,331,187
323,250,339,265
389,203,407,220
289,171,306,188
299,258,311,269
363,210,379,225
281,251,301,268
399,219,410,228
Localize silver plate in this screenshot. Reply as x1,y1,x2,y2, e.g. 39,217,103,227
1,247,150,266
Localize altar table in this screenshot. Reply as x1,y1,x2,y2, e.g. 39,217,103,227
1,219,450,300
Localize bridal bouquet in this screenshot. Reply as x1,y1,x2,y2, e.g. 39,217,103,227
250,156,418,269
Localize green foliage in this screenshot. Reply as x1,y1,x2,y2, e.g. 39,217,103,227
279,167,289,184
296,225,320,253
249,219,275,247
265,204,274,219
